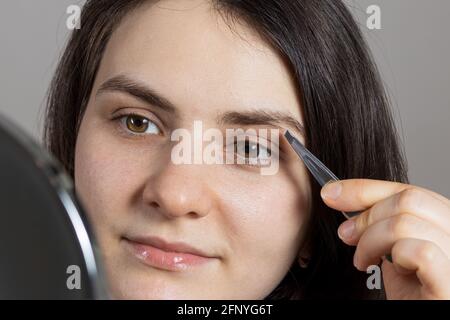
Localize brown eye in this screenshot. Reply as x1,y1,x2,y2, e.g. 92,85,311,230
126,115,148,133
121,114,161,135
235,138,272,166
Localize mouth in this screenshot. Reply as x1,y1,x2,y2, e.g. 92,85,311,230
122,235,218,272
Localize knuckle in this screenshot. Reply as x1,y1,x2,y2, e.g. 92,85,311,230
355,179,370,204
357,210,371,230
395,188,423,213
390,214,413,238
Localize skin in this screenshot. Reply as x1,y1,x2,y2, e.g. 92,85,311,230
322,180,450,299
74,0,311,299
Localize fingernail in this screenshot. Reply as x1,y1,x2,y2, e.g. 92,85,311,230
321,182,342,200
338,219,355,240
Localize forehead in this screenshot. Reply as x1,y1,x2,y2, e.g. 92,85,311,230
94,0,302,122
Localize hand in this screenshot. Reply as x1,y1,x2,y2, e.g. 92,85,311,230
321,179,450,300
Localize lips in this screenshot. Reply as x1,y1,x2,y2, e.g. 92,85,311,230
123,235,217,271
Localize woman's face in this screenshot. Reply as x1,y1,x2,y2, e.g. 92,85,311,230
75,0,311,299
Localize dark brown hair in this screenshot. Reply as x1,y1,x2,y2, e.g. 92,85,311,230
44,0,408,299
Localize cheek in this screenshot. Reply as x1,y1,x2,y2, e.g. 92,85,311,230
74,123,137,227
215,174,309,297
220,173,310,266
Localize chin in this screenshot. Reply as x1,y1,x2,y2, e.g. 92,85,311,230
104,268,204,300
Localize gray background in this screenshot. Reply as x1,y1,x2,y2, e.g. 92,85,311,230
1,0,449,197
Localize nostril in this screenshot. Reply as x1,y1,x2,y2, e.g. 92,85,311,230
187,211,199,218
149,201,160,209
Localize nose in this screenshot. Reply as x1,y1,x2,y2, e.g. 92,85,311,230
142,162,215,219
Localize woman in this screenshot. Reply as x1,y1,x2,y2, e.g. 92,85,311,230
43,0,450,299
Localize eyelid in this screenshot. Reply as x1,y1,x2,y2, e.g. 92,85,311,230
112,107,158,120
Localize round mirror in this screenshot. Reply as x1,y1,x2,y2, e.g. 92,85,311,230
0,113,107,299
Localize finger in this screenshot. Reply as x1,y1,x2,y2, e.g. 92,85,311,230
352,214,450,270
391,238,450,299
321,179,450,212
347,188,450,241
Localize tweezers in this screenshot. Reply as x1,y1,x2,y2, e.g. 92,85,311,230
283,130,360,220
284,130,395,262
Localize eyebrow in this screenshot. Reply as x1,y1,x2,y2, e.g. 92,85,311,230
97,74,177,114
218,110,305,139
97,74,305,138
